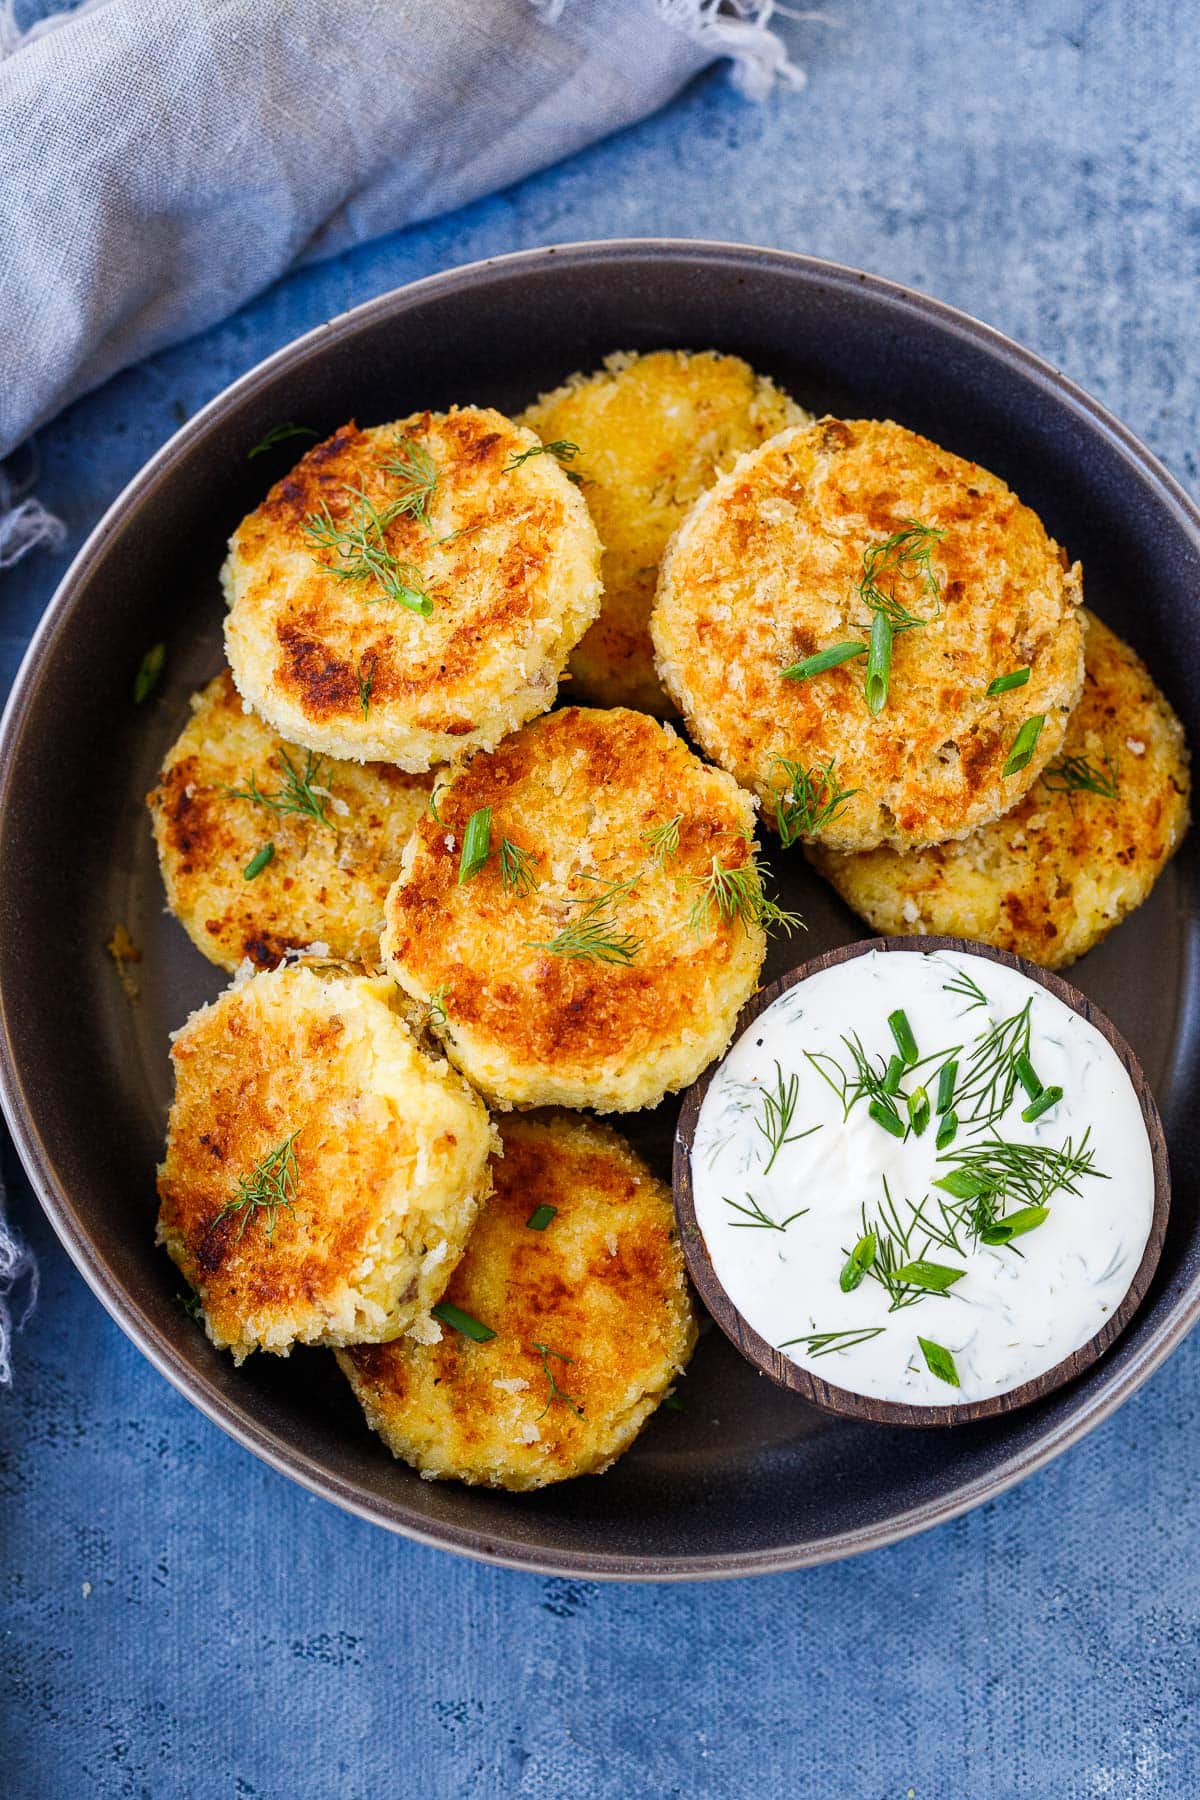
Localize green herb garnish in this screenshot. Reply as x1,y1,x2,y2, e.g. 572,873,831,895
214,1130,300,1243
1041,751,1120,800
977,1203,1049,1246
642,815,682,865
458,807,492,884
942,966,989,1013
890,1259,965,1294
432,1302,496,1343
302,488,434,615
779,1326,887,1357
755,1061,820,1173
532,1341,583,1419
987,667,1031,696
917,1337,959,1387
499,838,540,897
1021,1085,1064,1122
425,984,449,1029
771,756,859,846
935,1110,958,1150
865,609,893,716
247,422,319,460
722,1192,810,1232
1002,713,1046,777
868,1098,907,1139
133,642,165,704
357,651,378,720
839,1231,877,1293
888,1008,919,1066
228,748,333,828
527,1204,557,1231
243,843,275,880
936,1059,958,1113
380,436,437,524
907,1085,931,1136
504,439,582,474
688,856,804,939
780,641,867,683
526,875,643,965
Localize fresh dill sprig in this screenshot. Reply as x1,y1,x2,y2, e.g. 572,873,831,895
527,915,642,965
215,1130,300,1243
688,856,804,939
754,1061,820,1173
952,999,1033,1131
805,1031,960,1132
722,1190,810,1232
379,436,437,524
425,984,449,1029
499,838,540,897
779,1326,887,1357
247,422,318,460
642,814,682,866
942,965,989,1013
532,1342,584,1419
857,1181,967,1312
357,651,378,720
504,440,582,474
771,755,859,847
934,1129,1104,1212
228,748,334,828
302,488,434,615
856,519,945,632
1041,750,1120,800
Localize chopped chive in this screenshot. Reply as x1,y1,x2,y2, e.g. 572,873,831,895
133,642,165,704
780,640,866,682
935,1109,959,1151
893,1260,965,1293
1021,1085,1064,1123
526,1204,557,1231
936,1059,958,1114
431,1301,495,1343
888,1009,919,1066
869,1098,906,1139
1014,1052,1043,1100
979,1204,1050,1246
864,610,893,715
907,1085,931,1136
935,1169,993,1200
840,1230,877,1293
458,806,492,884
243,843,275,880
1002,713,1046,777
987,667,1031,696
883,1054,905,1096
918,1337,960,1387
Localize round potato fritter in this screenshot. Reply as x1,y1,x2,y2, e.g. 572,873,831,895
338,1111,697,1489
651,417,1085,851
158,966,497,1362
808,612,1191,968
381,705,770,1113
520,350,807,715
147,670,431,974
223,408,603,769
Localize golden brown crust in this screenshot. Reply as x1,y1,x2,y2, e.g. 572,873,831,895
809,613,1191,967
381,705,768,1112
157,967,496,1361
223,409,602,768
147,670,431,973
652,417,1085,850
520,350,807,715
338,1111,697,1489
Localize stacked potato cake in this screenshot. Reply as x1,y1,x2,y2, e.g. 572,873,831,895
147,361,1188,1491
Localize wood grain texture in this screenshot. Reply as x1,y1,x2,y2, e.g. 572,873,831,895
673,936,1172,1429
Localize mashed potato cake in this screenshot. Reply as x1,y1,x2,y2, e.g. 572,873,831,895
520,350,807,715
809,612,1190,968
147,669,431,973
338,1111,696,1489
158,965,496,1362
382,705,771,1112
223,408,602,769
652,417,1085,851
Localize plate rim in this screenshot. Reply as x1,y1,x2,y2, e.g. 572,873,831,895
3,236,1200,1580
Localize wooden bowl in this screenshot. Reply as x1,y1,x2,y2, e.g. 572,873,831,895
674,935,1171,1428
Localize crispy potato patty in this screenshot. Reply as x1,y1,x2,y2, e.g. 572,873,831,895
223,408,602,769
520,350,806,715
158,966,496,1362
381,705,769,1112
652,417,1085,850
338,1111,696,1489
147,670,431,973
809,612,1190,967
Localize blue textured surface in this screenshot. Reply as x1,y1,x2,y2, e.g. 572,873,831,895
4,3,1200,1794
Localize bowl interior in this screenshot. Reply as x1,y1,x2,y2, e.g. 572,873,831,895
2,242,1199,1575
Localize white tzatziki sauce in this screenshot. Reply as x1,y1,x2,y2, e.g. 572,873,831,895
691,949,1155,1406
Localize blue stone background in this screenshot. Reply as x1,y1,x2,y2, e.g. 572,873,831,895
3,1,1200,1793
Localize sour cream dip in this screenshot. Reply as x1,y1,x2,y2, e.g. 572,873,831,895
690,948,1155,1406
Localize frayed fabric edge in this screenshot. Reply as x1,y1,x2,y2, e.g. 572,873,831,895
528,0,808,99
0,457,66,571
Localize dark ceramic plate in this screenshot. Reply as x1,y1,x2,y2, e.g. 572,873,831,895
2,241,1198,1580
